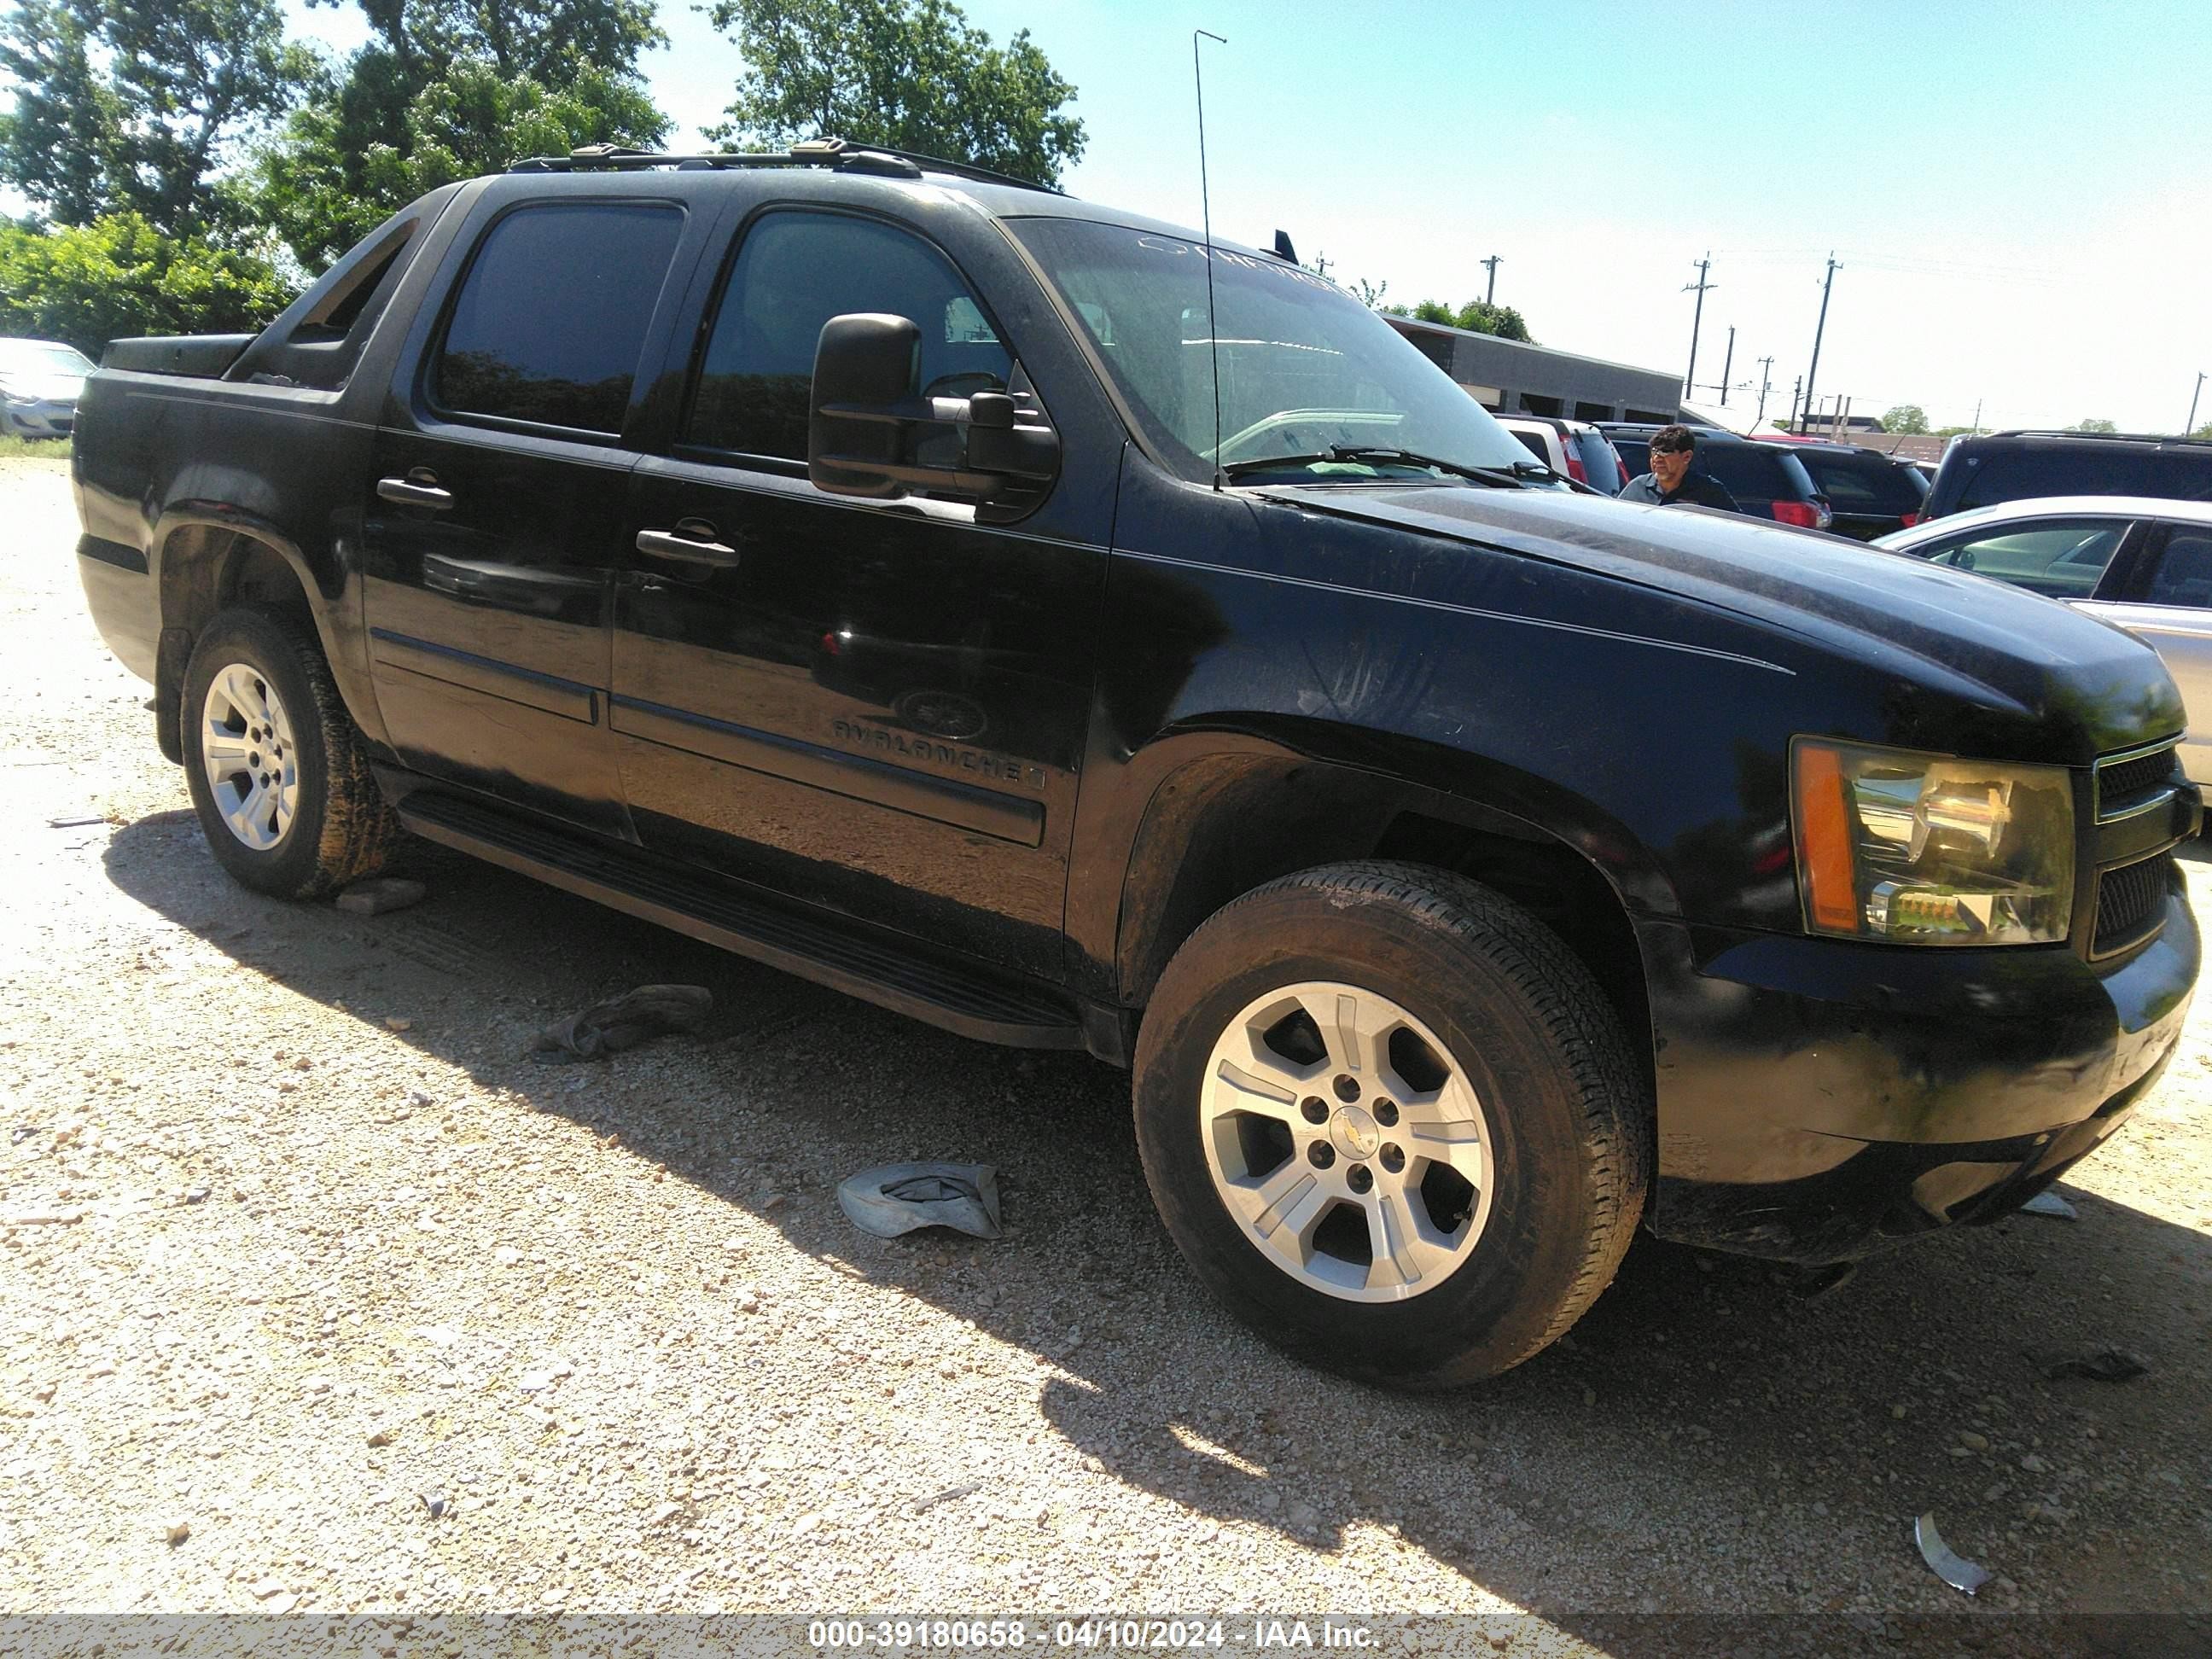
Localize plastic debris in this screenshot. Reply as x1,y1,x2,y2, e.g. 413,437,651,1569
532,984,712,1062
2018,1190,2078,1221
2043,1348,2148,1383
838,1162,1003,1240
417,1488,448,1520
47,813,105,828
1915,1512,1992,1596
335,876,428,916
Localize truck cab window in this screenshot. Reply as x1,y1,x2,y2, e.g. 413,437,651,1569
434,201,684,435
684,211,1010,462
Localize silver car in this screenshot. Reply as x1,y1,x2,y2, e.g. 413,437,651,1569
1877,496,2212,784
0,337,94,439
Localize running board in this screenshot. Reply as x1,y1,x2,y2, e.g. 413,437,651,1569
395,792,1085,1050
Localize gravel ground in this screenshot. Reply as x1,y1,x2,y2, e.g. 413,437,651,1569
3,457,2210,1638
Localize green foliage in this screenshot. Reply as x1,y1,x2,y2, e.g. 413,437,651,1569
701,0,1086,186
0,0,313,235
1934,424,1976,437
1391,298,1532,341
251,0,669,271
2193,422,2212,440
2070,417,2118,433
1879,404,1929,435
0,213,298,353
0,433,73,458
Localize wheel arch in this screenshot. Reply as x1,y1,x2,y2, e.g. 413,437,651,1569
1095,725,1678,1097
151,510,377,764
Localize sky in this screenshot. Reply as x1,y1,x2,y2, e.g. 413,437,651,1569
267,0,2212,433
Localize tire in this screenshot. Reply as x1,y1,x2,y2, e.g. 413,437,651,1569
1132,860,1650,1388
180,606,403,899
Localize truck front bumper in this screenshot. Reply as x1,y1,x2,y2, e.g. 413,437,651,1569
1640,868,2197,1262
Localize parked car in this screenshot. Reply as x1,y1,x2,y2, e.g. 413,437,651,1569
1783,441,1929,541
1497,414,1629,492
0,337,92,439
1878,496,2212,785
1598,423,1834,528
1923,429,2212,521
71,140,2199,1388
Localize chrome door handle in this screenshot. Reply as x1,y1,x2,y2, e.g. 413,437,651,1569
635,523,740,568
377,474,453,509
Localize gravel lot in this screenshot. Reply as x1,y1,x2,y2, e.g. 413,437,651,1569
3,456,2210,1639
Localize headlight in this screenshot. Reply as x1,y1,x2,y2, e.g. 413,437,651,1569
1791,737,2075,945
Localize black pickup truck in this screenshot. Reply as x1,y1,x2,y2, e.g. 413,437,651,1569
72,142,2201,1388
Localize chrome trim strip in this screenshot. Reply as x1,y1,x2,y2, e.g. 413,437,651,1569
2093,736,2182,823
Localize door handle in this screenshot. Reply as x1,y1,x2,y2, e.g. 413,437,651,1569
377,471,453,509
636,521,740,568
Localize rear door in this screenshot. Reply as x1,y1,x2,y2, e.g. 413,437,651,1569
359,195,703,836
606,205,1105,977
2082,521,2212,783
1796,449,1928,540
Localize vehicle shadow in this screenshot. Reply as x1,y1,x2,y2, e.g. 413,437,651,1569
101,807,2212,1623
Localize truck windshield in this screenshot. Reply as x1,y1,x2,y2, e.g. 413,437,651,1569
1005,218,1533,486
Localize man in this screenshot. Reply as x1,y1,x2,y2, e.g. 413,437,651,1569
1617,424,1742,512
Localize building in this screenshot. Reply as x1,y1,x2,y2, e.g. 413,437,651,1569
1382,313,1681,424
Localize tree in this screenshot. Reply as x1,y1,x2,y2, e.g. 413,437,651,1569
0,0,314,236
1880,404,1929,434
251,0,670,271
0,212,296,352
1385,298,1532,342
2193,422,2212,440
2070,417,2118,433
701,0,1086,186
1935,424,1976,437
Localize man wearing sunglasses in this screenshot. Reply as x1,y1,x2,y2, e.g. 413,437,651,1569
1618,423,1742,512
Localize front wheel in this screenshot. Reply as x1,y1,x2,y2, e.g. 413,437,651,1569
1133,861,1650,1388
180,606,402,899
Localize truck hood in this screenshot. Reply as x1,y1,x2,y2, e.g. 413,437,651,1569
1257,482,2184,759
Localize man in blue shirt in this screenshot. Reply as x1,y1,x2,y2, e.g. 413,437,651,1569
1619,425,1742,512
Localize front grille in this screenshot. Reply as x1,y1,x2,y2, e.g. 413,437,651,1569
2093,853,2173,956
2096,742,2180,818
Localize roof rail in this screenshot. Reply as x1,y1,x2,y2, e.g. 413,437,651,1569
1983,428,2212,448
507,137,1061,195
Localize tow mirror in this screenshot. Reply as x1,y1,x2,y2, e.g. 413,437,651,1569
808,312,1058,511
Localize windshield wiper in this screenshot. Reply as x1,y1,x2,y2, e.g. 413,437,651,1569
1220,445,1531,487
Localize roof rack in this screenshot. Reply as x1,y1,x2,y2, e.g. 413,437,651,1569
507,137,1061,195
1984,428,2212,448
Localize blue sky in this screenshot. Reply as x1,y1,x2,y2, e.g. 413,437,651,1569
278,1,2212,432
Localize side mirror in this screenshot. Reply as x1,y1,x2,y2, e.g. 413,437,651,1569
808,312,1058,511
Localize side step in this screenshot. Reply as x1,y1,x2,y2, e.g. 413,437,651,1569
395,791,1085,1050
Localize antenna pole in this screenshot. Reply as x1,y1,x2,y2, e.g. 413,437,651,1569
1195,28,1228,491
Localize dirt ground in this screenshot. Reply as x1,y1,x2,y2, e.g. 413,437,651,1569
3,457,2209,1641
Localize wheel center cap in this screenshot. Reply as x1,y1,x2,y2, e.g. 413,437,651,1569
1330,1103,1381,1161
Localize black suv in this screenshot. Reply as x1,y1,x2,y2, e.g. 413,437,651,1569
70,142,2201,1388
1924,430,2212,521
1781,440,1930,541
1599,424,1833,529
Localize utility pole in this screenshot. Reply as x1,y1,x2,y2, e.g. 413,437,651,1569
1682,253,1715,399
1788,375,1802,431
2190,371,2206,435
1970,398,1982,436
1715,325,1737,405
1755,355,1775,424
1481,254,1501,306
1801,253,1841,434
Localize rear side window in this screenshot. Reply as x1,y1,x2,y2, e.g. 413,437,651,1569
434,201,685,434
1506,428,1548,462
1924,518,2128,598
1957,446,2152,509
685,210,1010,462
2143,529,2212,607
1796,450,1925,513
1697,445,1807,503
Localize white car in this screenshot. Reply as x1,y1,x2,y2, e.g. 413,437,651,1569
1877,495,2212,785
1495,414,1628,492
0,337,94,440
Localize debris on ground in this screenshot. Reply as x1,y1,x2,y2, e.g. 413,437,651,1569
2043,1348,2149,1383
46,813,105,828
335,876,428,916
417,1489,448,1520
164,1521,190,1545
2019,1190,2079,1221
531,985,712,1063
1914,1512,1992,1595
837,1162,1002,1240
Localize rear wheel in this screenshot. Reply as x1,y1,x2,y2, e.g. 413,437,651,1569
1133,861,1649,1388
181,607,402,899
